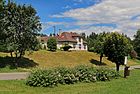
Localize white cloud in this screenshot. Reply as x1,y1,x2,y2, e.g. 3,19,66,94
41,22,71,33
64,26,115,35
51,0,140,38
62,5,71,9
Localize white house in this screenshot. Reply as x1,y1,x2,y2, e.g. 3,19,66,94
38,32,87,50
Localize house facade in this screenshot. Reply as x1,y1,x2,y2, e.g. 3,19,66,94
38,32,87,50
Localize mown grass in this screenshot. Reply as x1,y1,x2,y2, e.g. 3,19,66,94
0,69,139,94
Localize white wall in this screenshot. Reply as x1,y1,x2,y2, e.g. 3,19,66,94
40,37,87,50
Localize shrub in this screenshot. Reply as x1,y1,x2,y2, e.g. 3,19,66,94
26,70,59,87
130,50,137,59
55,67,78,84
62,45,72,51
47,38,57,51
96,68,119,81
74,65,96,82
26,65,120,87
88,47,95,52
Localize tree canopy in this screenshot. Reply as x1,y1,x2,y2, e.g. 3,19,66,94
47,37,57,51
133,29,140,57
104,32,132,71
86,32,98,51
0,1,41,60
94,32,108,63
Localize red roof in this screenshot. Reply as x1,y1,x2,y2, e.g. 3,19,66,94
39,32,81,42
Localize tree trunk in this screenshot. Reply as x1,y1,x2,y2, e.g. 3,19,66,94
10,52,13,57
19,51,22,58
116,63,120,72
100,53,103,64
14,52,18,67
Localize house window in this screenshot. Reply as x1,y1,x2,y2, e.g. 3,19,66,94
79,44,81,49
84,45,86,49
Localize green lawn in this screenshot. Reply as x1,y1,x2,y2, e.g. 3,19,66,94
0,69,140,94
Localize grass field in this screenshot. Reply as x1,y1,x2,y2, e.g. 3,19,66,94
0,69,139,94
0,50,139,72
25,50,116,68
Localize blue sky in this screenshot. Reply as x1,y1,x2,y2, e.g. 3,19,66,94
14,0,104,34
14,0,140,38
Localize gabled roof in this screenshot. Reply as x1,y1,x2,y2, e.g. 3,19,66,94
39,32,81,43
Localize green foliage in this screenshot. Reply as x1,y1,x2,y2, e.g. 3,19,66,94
130,50,137,59
47,38,57,51
86,32,98,50
55,67,78,84
62,45,72,51
26,65,119,87
26,69,59,87
96,68,119,81
88,47,95,52
94,32,107,54
0,44,7,52
74,65,97,82
0,1,41,58
104,32,132,71
133,29,140,57
93,32,108,63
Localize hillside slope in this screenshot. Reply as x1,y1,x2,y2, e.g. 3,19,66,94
25,50,115,68
0,50,138,68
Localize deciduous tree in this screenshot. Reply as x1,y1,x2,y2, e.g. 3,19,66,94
104,32,132,71
0,1,41,62
94,32,108,63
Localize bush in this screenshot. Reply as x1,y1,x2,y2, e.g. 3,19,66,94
88,47,95,52
26,65,120,87
62,45,72,51
130,50,137,59
96,67,119,81
26,69,59,87
74,65,96,82
47,38,57,51
55,67,78,84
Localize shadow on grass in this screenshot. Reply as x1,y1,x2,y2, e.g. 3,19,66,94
90,59,106,66
0,56,38,69
137,57,140,60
